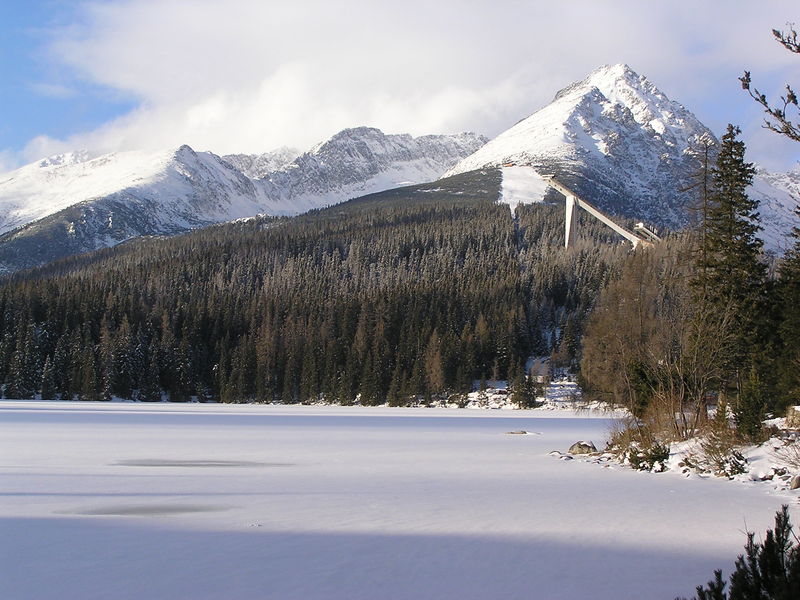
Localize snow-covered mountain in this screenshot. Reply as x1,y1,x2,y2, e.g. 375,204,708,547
750,165,800,252
0,146,275,239
447,64,799,250
0,128,486,273
222,147,300,179
255,128,489,215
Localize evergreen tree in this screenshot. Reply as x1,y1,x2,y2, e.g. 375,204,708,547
113,316,135,399
98,319,115,401
424,330,446,398
76,346,100,401
775,209,800,411
7,323,38,399
692,124,768,438
40,355,56,400
688,506,800,600
138,341,162,402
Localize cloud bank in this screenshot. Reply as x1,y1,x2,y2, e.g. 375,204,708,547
13,0,800,170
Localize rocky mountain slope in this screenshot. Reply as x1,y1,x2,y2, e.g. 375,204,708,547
0,129,486,273
221,147,300,179
447,64,798,251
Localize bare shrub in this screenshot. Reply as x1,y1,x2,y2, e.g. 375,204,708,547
774,438,800,469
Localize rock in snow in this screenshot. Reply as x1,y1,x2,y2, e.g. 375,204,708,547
568,441,598,454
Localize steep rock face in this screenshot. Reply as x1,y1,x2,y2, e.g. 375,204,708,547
0,129,486,273
221,147,300,179
446,64,798,249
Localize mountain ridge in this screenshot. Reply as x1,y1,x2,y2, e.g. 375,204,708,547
1,63,798,273
0,128,486,273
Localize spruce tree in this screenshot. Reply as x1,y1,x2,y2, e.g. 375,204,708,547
775,209,800,411
693,124,768,439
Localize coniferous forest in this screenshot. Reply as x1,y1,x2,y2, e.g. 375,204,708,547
0,170,628,404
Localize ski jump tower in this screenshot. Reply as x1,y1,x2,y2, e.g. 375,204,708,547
544,177,660,249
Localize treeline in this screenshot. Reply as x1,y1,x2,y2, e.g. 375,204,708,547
0,171,628,403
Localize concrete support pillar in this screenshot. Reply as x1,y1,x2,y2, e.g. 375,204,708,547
564,194,577,248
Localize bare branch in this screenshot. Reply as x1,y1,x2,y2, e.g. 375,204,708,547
741,25,800,142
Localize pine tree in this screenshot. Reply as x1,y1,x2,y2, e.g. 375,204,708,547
696,125,764,316
76,346,100,401
113,316,134,399
7,349,33,399
688,506,800,600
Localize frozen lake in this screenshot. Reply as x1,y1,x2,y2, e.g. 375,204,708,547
0,401,795,599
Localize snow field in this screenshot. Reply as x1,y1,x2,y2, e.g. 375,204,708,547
499,166,550,213
1,401,797,600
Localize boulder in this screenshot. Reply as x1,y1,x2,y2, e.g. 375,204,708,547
787,406,800,429
568,441,597,454
790,475,800,491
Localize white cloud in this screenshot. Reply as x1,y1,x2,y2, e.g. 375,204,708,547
12,0,800,169
29,82,78,99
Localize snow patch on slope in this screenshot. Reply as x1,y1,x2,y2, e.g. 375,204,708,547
500,166,550,213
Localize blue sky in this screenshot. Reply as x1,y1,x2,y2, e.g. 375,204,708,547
1,0,798,172
0,2,136,158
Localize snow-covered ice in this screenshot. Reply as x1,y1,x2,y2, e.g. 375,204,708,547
1,401,796,600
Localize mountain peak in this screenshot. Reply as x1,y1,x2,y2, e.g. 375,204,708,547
309,127,390,155
37,149,92,169
553,64,641,101
173,144,198,161
445,63,715,226
587,63,640,83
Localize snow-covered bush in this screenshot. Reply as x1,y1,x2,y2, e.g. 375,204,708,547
687,403,749,477
696,432,749,478
624,442,670,472
608,417,670,471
